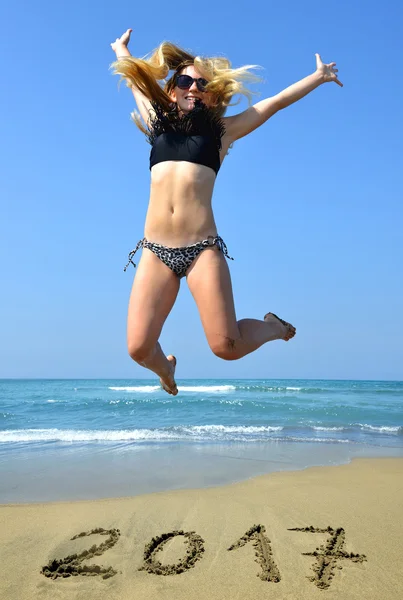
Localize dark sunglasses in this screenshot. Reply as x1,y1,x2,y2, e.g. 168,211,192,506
175,74,208,92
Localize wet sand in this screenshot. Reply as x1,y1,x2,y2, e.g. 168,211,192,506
0,458,402,599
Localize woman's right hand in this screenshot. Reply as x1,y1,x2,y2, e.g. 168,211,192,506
110,28,132,53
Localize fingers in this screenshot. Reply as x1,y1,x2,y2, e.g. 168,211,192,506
331,65,343,87
111,29,132,49
330,65,342,86
317,54,339,71
316,53,343,87
117,28,132,43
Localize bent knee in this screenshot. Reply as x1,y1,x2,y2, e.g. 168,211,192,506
210,337,240,361
127,340,155,363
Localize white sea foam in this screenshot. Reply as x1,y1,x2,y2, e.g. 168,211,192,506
0,428,179,443
185,425,283,434
177,385,236,392
218,399,243,405
284,437,350,444
313,426,345,431
108,385,235,393
0,424,282,443
357,423,401,434
2,422,399,445
259,386,303,392
109,386,160,392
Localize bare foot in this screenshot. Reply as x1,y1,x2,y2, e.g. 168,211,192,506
264,312,296,342
160,355,178,395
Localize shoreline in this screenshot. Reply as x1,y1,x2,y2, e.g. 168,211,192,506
0,454,400,508
1,458,402,600
2,439,402,505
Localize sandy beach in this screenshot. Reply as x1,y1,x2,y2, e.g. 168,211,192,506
1,457,402,599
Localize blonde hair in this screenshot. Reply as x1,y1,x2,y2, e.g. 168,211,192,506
110,41,262,134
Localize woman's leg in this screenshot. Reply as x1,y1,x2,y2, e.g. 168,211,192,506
186,247,296,360
127,248,180,394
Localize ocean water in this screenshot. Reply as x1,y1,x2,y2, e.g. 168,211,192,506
1,379,402,502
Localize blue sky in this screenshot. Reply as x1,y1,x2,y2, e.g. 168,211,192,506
1,0,402,380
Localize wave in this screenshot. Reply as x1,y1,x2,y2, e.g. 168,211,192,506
0,424,282,444
109,386,161,392
3,423,399,445
109,385,236,393
312,426,345,431
236,385,311,393
355,423,402,434
284,437,350,444
226,383,403,395
178,385,236,392
1,421,400,445
0,425,284,443
310,424,402,434
0,428,179,443
184,425,283,434
0,427,356,446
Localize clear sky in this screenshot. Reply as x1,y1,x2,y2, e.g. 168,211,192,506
1,0,402,380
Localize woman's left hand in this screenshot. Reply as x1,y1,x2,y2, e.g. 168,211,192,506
315,53,343,87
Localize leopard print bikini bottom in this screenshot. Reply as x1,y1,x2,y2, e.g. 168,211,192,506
124,235,233,278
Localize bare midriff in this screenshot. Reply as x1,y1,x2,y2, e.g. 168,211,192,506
144,161,219,247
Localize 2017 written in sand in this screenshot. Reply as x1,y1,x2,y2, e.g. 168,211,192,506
42,523,366,590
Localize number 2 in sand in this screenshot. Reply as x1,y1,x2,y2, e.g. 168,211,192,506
41,528,121,579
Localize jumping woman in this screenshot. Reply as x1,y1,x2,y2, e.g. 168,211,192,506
110,29,342,396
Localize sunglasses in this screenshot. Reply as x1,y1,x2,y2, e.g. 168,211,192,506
175,74,209,92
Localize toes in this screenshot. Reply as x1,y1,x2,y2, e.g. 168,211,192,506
162,383,176,395
264,312,296,340
283,324,296,341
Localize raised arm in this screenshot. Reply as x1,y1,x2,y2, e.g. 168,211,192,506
111,29,152,124
223,54,342,143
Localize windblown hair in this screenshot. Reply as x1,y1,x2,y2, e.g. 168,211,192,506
110,41,262,134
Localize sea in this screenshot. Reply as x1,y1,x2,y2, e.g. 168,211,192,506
1,378,402,503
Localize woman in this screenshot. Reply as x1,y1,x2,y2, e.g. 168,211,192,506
110,29,342,395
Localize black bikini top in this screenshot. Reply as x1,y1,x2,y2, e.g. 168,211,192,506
147,100,226,175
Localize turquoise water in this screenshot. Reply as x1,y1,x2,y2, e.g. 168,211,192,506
1,379,402,502
1,378,402,446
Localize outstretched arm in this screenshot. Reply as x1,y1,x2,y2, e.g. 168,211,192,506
111,28,152,124
111,28,133,58
224,54,342,142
